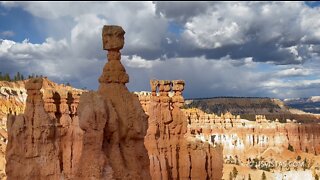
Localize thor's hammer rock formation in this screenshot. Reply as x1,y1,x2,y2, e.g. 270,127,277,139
6,25,150,180
76,25,150,179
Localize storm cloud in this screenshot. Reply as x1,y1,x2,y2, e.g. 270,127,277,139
1,2,320,99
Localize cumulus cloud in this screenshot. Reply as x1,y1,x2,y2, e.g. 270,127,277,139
0,2,320,99
0,1,168,59
124,55,270,98
156,1,320,64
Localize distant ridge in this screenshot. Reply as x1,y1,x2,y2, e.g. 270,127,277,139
184,97,319,122
185,96,271,100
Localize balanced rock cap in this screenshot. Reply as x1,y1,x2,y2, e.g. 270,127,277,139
102,25,125,51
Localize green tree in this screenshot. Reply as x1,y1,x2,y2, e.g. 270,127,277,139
248,174,252,180
303,158,308,170
232,167,238,179
229,172,233,180
262,172,266,180
315,174,319,180
17,72,21,81
296,155,301,161
288,144,294,152
4,73,11,81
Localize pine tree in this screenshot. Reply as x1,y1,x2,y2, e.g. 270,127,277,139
232,167,238,179
303,158,308,170
288,144,294,152
4,73,10,81
315,174,319,180
261,172,266,180
229,172,233,180
17,72,21,81
248,174,252,180
0,72,2,81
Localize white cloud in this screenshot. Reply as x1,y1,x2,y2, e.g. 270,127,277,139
1,2,320,98
0,30,14,37
275,67,312,77
123,55,161,69
124,55,268,98
156,2,320,64
0,2,168,57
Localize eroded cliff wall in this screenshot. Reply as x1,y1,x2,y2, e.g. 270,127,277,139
5,78,83,179
144,80,223,180
184,108,320,165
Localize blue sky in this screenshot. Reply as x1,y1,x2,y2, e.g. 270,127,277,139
1,2,320,99
0,5,45,43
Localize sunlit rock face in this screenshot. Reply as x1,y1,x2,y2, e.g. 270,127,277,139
143,80,224,180
0,81,27,128
6,25,150,180
137,92,320,178
0,80,27,179
5,78,84,179
183,108,320,160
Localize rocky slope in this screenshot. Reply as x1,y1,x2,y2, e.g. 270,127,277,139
184,97,288,115
184,108,320,156
184,108,320,179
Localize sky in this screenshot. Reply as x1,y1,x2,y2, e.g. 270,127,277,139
1,1,320,99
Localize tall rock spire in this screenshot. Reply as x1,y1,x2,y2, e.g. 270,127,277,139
99,25,129,84
95,25,150,179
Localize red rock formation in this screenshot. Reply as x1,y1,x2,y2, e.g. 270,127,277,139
134,91,151,113
75,25,150,180
6,25,150,180
5,78,83,179
144,80,223,180
184,108,320,167
0,80,26,127
6,78,80,179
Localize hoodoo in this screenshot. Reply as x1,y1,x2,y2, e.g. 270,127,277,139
144,80,224,180
5,25,150,180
